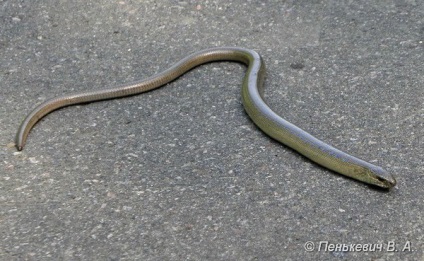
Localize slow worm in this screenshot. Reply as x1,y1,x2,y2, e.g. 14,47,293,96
15,47,396,189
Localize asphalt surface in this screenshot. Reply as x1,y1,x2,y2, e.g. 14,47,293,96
1,1,423,260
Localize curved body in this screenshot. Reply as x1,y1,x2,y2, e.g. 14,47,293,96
16,47,396,188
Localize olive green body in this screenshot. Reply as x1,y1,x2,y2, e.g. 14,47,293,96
16,47,396,188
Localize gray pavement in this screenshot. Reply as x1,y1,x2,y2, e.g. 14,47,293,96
1,0,423,260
